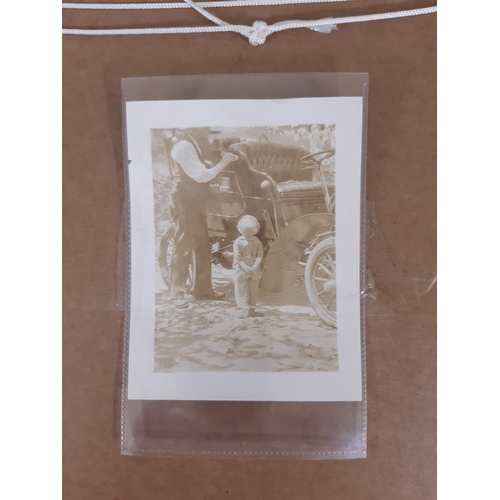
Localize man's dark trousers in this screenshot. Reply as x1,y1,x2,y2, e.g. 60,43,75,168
169,187,213,299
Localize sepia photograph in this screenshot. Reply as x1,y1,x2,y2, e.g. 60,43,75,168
152,124,339,372
125,97,363,401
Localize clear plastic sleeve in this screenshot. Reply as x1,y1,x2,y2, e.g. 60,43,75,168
121,73,368,459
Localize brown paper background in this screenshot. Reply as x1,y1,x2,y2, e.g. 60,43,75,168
63,1,436,498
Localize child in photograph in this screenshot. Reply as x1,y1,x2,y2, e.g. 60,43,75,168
233,215,264,317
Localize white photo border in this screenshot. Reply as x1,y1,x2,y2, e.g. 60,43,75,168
125,97,363,401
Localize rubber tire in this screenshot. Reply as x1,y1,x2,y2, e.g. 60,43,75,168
305,237,337,328
158,225,195,292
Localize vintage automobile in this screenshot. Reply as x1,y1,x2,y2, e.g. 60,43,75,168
158,139,337,327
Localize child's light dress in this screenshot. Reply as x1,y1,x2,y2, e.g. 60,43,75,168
232,235,264,308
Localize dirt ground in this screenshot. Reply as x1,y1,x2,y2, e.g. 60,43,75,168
154,266,338,372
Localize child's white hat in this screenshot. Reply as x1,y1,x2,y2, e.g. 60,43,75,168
237,215,260,234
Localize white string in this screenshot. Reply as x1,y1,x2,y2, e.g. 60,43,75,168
63,0,354,9
62,5,437,46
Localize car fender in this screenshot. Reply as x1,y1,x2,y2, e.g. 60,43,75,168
260,213,335,293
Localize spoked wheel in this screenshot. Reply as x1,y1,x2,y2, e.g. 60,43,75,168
158,225,195,293
305,237,337,328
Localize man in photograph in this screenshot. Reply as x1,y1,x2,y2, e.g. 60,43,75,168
162,129,239,309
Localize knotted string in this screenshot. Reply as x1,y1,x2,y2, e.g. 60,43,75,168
182,0,337,45
62,4,437,46
247,21,270,46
